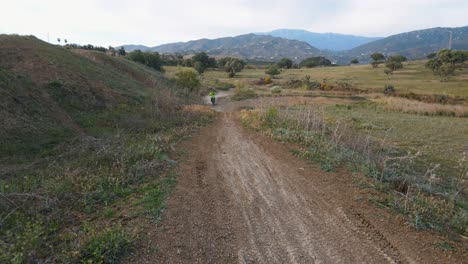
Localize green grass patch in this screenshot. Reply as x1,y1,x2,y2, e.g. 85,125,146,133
79,226,133,263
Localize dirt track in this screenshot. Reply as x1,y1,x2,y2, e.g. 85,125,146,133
129,96,467,264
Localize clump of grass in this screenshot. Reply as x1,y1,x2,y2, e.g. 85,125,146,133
373,97,468,117
80,226,133,263
210,79,235,91
231,82,257,101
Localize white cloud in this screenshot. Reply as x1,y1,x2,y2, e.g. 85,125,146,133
1,0,467,46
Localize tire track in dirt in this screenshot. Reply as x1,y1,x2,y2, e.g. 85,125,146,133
129,96,467,264
212,113,404,263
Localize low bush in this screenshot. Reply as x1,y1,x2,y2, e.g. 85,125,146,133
211,79,235,91
270,86,282,94
384,84,396,96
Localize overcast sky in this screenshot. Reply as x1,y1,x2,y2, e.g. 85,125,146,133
1,0,467,47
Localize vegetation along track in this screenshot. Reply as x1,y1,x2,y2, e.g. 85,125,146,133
129,95,467,264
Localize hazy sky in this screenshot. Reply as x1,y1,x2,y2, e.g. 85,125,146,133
1,0,467,47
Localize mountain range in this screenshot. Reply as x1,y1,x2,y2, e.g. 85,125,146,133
257,29,382,51
120,26,468,64
345,26,468,62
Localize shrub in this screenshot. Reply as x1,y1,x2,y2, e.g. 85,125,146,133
263,76,272,84
299,57,332,68
384,84,396,96
175,69,200,93
244,64,257,69
270,86,282,94
277,58,293,69
320,80,334,91
265,65,280,76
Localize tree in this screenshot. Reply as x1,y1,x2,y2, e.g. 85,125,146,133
277,58,293,69
175,69,200,93
384,68,393,79
265,64,280,76
385,55,405,71
425,49,467,81
191,52,215,74
118,47,126,56
219,57,245,77
127,50,163,71
426,53,437,59
299,57,331,68
350,59,359,64
370,53,385,68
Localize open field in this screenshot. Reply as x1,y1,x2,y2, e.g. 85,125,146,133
164,62,468,181
165,60,468,98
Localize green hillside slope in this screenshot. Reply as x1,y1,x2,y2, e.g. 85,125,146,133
0,35,212,263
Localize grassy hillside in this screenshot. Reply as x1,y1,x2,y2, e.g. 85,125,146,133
0,35,213,263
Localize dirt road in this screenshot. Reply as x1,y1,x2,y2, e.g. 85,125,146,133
130,96,467,264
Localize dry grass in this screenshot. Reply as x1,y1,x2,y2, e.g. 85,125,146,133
373,97,468,117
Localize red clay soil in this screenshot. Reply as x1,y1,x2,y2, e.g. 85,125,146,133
127,98,468,264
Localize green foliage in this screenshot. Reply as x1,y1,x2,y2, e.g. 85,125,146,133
384,84,396,95
385,55,405,71
370,52,385,61
350,59,359,64
80,226,133,263
425,49,467,81
175,69,201,92
277,58,293,69
127,50,163,72
426,53,436,59
265,64,280,75
0,216,51,264
118,47,126,56
262,106,278,127
299,57,332,68
191,52,216,74
211,79,235,91
270,86,282,94
371,53,385,68
220,57,245,77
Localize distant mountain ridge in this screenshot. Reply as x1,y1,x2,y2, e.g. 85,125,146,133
257,29,382,51
346,26,468,62
118,26,468,64
151,34,321,62
120,44,151,52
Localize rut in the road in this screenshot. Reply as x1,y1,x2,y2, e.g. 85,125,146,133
212,113,403,263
